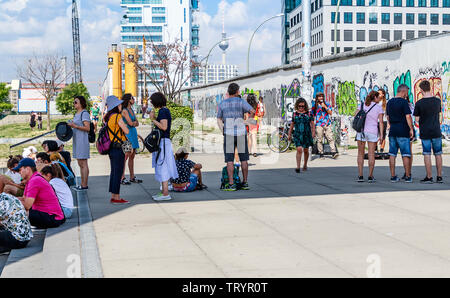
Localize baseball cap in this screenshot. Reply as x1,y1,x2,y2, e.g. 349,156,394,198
13,158,36,172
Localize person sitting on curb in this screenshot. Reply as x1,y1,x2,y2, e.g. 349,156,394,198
36,152,74,187
170,148,207,192
40,164,74,219
0,193,33,254
55,140,73,175
0,156,26,197
14,158,65,229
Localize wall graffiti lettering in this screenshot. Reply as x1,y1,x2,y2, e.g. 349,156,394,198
312,74,324,99
442,61,449,75
393,70,413,103
336,81,358,116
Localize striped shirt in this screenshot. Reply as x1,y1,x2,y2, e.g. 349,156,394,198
217,97,254,136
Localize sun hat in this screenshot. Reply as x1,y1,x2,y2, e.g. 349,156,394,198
56,122,73,142
13,158,36,172
106,95,123,112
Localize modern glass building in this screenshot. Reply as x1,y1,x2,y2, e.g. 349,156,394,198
120,0,200,98
282,0,302,64
287,0,450,63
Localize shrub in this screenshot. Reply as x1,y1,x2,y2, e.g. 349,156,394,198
155,101,193,149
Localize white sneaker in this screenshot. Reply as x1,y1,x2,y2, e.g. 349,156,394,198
153,194,172,201
152,193,163,199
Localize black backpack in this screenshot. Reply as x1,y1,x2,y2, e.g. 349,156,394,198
144,128,162,153
82,110,96,143
352,104,377,133
144,128,166,166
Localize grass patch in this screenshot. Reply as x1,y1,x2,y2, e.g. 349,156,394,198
0,117,72,139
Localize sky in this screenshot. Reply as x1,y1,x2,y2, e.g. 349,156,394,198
0,0,282,95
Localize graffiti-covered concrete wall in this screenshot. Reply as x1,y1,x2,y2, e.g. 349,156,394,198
183,33,450,139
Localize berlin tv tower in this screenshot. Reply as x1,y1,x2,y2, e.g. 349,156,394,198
218,7,229,65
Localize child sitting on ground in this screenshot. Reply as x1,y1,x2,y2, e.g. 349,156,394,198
170,148,207,192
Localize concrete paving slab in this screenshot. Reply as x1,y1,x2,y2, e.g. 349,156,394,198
195,234,349,274
102,255,226,278
85,153,450,277
314,242,450,278
96,223,206,262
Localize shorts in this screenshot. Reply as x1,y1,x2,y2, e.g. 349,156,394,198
173,174,198,192
421,138,443,156
224,134,249,163
356,132,379,143
93,116,99,122
389,136,412,157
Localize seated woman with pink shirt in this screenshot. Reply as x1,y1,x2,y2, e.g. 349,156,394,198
14,158,65,229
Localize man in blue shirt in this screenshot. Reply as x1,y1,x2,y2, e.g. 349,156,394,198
217,83,255,191
386,84,415,183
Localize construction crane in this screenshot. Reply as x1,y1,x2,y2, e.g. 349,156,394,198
72,0,82,83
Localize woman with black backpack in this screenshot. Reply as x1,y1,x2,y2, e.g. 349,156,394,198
148,92,178,201
355,91,384,183
104,96,130,205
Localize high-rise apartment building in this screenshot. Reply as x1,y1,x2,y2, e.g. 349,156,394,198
288,0,450,63
198,64,239,85
120,0,200,98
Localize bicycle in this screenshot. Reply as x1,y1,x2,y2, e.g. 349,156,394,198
267,120,291,153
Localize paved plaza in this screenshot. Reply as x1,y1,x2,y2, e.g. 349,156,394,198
82,151,450,278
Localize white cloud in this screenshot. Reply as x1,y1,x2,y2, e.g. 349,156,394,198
0,0,29,12
196,0,281,75
0,0,282,93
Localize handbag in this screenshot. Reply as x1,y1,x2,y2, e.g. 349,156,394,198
122,140,133,153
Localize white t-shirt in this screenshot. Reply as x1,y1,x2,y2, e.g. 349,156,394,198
49,178,74,209
5,170,22,184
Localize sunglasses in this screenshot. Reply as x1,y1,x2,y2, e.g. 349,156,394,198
73,101,79,105
298,105,306,108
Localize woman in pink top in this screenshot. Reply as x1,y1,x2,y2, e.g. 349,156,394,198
13,158,65,229
355,91,384,183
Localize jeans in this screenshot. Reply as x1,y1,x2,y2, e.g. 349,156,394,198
389,136,411,157
0,230,29,254
421,138,443,156
62,207,73,219
108,147,125,195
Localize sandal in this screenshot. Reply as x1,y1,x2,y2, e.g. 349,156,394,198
121,178,131,185
130,177,143,183
303,167,308,171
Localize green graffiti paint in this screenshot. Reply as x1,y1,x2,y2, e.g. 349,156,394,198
336,81,358,116
393,70,413,102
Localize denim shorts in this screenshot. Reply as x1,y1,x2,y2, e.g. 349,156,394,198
421,138,443,156
389,136,412,157
356,132,379,143
173,174,198,192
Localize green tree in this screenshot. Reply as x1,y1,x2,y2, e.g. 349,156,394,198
0,83,11,103
56,83,91,115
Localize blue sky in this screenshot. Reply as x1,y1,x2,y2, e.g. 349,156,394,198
0,0,281,95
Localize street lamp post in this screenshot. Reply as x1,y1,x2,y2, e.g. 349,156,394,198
247,13,284,74
202,37,234,85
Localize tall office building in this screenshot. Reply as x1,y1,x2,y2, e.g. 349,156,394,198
288,0,450,63
282,0,302,65
120,0,200,99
